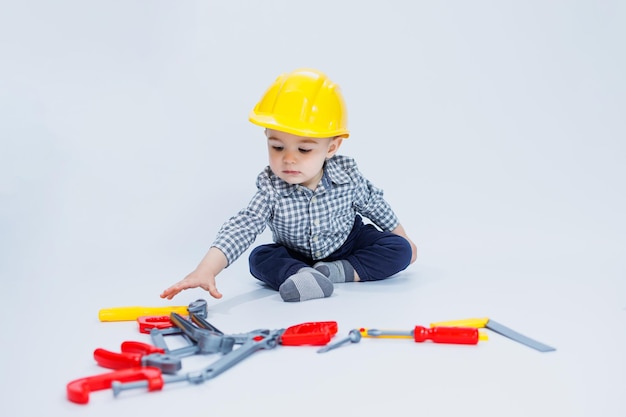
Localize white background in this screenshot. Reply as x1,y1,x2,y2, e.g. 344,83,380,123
1,1,625,416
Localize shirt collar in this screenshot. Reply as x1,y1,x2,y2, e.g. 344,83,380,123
270,173,298,196
323,156,351,185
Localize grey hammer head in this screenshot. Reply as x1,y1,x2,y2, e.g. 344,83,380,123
187,299,208,318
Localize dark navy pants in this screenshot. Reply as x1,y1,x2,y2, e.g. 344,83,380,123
248,215,412,290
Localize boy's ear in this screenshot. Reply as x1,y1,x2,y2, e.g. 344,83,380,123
326,137,344,158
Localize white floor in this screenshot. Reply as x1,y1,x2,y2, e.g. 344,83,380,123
1,1,625,416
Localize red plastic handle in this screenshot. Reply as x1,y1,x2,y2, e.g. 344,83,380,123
137,315,174,334
280,321,338,346
120,341,165,355
94,342,164,369
414,326,478,344
67,367,163,404
94,348,142,369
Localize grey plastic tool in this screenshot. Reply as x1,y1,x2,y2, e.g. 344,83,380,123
111,328,284,397
189,312,224,335
365,329,411,337
139,353,182,374
150,327,200,357
170,312,235,354
486,320,556,352
189,312,267,344
317,329,361,353
187,299,208,318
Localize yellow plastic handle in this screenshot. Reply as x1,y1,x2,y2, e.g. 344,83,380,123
98,305,190,322
429,317,490,329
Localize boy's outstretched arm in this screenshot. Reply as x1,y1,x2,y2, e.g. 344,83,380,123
391,223,418,264
160,247,228,300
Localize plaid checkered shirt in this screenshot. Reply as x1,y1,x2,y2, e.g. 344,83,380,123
212,155,399,265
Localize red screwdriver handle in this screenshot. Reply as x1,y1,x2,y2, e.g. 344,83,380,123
414,326,479,344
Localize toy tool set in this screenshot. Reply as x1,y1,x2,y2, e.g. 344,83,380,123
66,300,555,404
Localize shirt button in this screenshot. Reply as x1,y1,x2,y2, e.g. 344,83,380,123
315,251,321,258
312,235,318,242
311,197,317,203
313,219,320,226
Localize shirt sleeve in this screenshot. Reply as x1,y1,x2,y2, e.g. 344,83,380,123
350,162,399,231
211,173,273,266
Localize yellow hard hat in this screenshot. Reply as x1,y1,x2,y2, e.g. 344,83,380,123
249,68,349,138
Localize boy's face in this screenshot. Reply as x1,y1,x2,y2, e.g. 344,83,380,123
265,129,343,190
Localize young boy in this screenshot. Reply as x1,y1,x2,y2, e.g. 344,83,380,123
160,68,417,302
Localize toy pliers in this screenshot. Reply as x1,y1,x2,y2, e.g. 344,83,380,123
93,341,182,374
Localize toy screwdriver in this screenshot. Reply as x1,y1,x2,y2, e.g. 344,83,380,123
359,326,484,344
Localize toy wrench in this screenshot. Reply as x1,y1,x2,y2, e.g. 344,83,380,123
208,321,339,346
94,341,182,374
180,315,336,346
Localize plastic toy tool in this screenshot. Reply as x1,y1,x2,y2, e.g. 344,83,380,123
67,319,338,404
360,326,481,345
98,299,207,322
430,317,556,352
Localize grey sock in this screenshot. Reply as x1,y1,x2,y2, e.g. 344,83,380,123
313,260,355,283
279,267,334,302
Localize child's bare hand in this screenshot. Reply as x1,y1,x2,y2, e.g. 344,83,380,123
160,270,222,300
